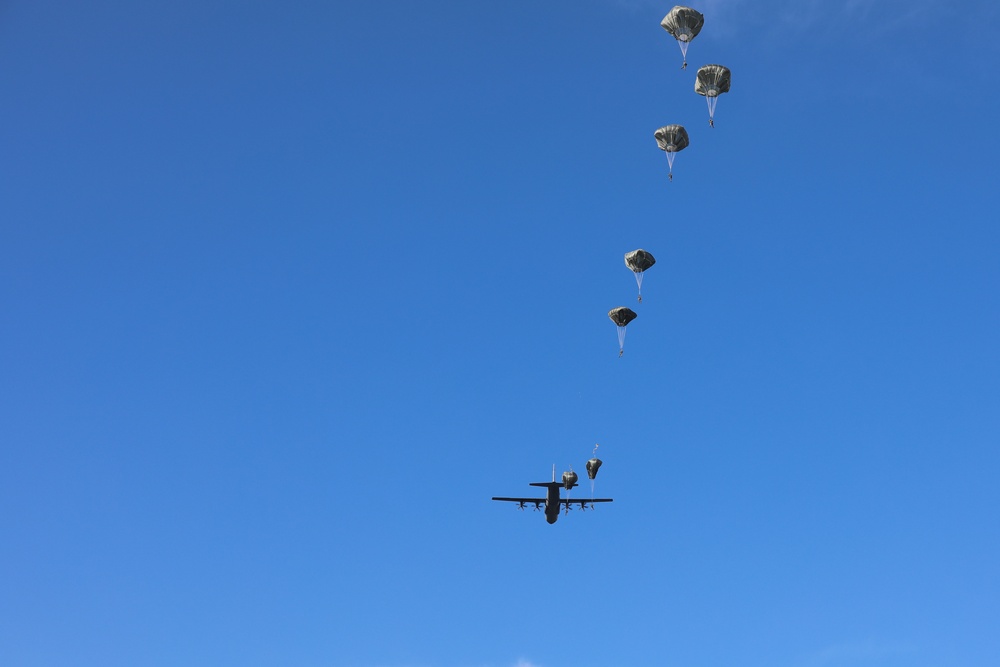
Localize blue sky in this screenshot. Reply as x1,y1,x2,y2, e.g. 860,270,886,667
1,1,999,666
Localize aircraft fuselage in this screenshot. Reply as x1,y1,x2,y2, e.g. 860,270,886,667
543,483,561,524
529,481,572,524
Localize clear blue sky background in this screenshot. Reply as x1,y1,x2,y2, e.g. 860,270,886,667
2,1,999,666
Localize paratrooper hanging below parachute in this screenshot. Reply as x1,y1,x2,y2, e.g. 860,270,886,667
624,249,656,303
660,6,705,70
695,64,731,127
654,125,689,182
608,307,637,357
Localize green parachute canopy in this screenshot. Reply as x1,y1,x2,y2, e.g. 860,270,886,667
624,249,656,303
695,64,731,127
624,249,656,273
562,470,578,491
654,125,689,152
660,6,705,69
608,307,637,328
654,125,689,181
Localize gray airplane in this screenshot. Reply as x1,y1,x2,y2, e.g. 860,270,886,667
492,468,613,524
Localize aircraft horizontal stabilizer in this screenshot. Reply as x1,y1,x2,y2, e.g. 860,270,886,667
529,481,578,489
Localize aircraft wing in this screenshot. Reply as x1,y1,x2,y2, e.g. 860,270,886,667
561,498,613,505
492,497,546,503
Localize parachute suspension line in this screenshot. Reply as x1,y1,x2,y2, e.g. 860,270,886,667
590,443,598,497
564,472,571,514
678,41,689,69
665,151,676,181
617,325,627,355
707,96,718,120
635,272,644,302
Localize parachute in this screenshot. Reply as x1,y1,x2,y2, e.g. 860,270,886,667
660,6,705,69
586,457,603,499
562,470,578,490
608,307,637,357
586,444,603,496
654,125,689,181
624,249,656,303
695,64,731,127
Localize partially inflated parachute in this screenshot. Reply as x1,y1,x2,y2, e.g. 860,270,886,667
660,6,704,69
624,249,656,303
695,64,731,127
608,307,637,357
586,444,603,496
654,125,689,181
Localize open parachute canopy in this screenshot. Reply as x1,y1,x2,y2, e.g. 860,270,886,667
654,125,690,152
624,249,656,302
624,249,656,273
660,6,705,69
695,64,731,127
608,307,637,357
608,306,637,328
654,125,689,181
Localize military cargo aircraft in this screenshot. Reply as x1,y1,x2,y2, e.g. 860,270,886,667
492,467,612,524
